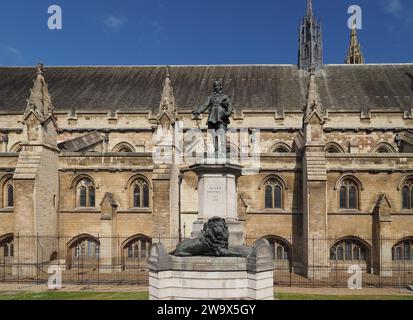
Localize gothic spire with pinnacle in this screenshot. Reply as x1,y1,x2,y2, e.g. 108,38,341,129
307,0,313,16
345,15,365,64
156,65,177,125
299,0,323,71
160,66,176,113
304,67,324,124
24,63,55,121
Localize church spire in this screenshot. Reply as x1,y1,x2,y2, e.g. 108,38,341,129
299,0,323,71
159,65,176,115
307,0,313,16
345,17,365,64
23,63,55,122
155,65,177,126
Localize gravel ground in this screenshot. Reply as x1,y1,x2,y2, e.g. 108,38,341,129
0,283,147,293
0,284,412,296
275,286,413,296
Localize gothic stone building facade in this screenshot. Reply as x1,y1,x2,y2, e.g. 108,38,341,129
0,1,413,280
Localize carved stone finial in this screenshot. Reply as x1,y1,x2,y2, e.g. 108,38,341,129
307,0,313,16
304,72,324,124
36,62,45,76
166,65,171,79
157,66,177,119
23,63,56,124
309,63,316,75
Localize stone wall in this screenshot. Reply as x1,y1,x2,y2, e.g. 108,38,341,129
0,110,413,277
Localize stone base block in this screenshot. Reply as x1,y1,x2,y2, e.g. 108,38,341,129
149,238,275,300
149,269,273,300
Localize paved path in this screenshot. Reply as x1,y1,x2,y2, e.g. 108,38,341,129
0,284,147,293
0,284,412,296
275,286,413,296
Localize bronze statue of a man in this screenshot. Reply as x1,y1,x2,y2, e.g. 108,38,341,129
192,81,233,155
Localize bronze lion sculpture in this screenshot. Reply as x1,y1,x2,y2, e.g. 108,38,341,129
171,217,249,257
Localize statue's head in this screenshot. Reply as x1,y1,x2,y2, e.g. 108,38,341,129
202,217,229,248
213,81,224,94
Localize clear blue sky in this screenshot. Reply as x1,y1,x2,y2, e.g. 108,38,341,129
0,0,412,66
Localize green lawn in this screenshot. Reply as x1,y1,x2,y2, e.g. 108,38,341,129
276,293,413,300
0,291,149,300
0,291,411,300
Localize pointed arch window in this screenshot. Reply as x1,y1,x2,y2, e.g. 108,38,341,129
132,179,150,208
70,236,100,261
374,143,395,154
326,146,340,153
392,239,413,261
124,235,152,260
339,179,359,210
274,147,289,153
325,142,344,154
330,238,368,261
304,45,310,58
265,236,290,261
314,45,320,58
402,180,413,210
0,236,13,258
118,147,133,153
77,179,96,208
264,180,283,209
113,142,135,153
2,179,14,208
377,147,390,153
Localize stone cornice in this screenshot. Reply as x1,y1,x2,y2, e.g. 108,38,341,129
117,209,152,214
246,209,301,215
57,127,154,134
258,168,302,173
328,211,371,216
59,209,101,214
0,128,23,133
59,167,153,173
0,153,19,158
59,152,153,157
326,153,413,159
324,127,404,133
327,169,411,174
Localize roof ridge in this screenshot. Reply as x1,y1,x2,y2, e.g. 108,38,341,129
325,63,413,66
0,64,299,68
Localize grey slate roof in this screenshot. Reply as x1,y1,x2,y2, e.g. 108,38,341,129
58,132,104,151
318,65,413,111
0,64,412,113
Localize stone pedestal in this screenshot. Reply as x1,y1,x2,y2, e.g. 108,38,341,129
149,239,274,300
189,163,245,247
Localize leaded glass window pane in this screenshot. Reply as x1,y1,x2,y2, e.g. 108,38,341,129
7,184,13,207
339,187,347,209
274,186,282,209
402,186,409,209
265,186,273,209
349,186,357,209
